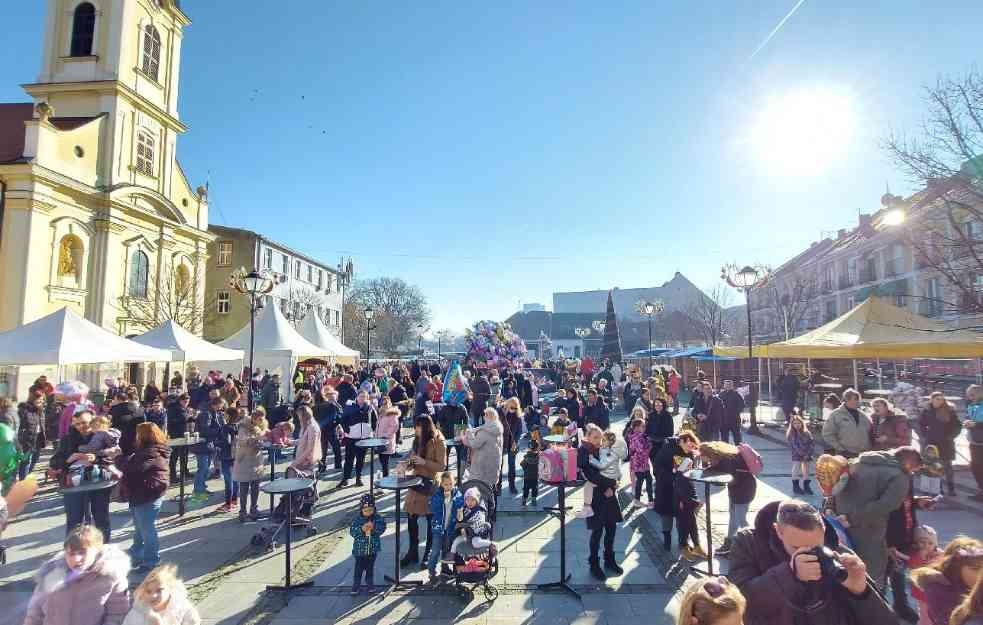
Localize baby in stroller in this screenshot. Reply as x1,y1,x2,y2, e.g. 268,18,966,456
451,487,496,561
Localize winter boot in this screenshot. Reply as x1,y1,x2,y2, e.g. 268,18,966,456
792,480,803,495
400,544,419,567
589,557,607,581
662,531,672,551
802,480,814,495
604,554,624,575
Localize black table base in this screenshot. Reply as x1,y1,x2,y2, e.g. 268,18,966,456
539,480,580,599
261,478,315,592
378,476,424,591
689,479,721,577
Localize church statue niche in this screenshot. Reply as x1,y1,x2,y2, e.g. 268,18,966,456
57,235,82,287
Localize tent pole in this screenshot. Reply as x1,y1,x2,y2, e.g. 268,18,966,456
876,357,881,387
713,359,717,387
977,358,982,386
852,359,859,390
767,358,772,403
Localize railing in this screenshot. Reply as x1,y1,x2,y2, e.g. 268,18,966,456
859,268,877,284
820,280,833,294
837,276,854,290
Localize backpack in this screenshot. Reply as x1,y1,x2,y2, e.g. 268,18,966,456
737,442,764,476
538,446,577,483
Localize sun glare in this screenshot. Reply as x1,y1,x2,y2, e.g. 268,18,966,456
750,87,855,177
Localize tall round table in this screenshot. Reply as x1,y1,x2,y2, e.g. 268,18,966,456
377,475,423,590
356,438,389,495
262,443,295,518
538,478,580,599
61,478,116,534
445,440,467,485
683,469,733,576
260,477,315,592
167,437,196,517
543,434,570,447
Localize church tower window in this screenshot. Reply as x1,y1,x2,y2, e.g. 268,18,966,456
141,25,161,81
70,3,96,57
129,251,150,298
136,131,155,176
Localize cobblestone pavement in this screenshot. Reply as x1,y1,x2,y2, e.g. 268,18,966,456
3,404,982,625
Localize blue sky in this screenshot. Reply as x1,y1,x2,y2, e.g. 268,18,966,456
3,1,982,334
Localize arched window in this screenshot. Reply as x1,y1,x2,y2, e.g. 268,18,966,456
135,131,154,176
129,250,149,298
57,235,84,287
70,3,96,57
174,264,190,298
141,25,161,81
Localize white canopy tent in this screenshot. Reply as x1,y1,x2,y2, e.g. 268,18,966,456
208,304,333,400
0,307,171,365
298,314,360,364
132,320,245,363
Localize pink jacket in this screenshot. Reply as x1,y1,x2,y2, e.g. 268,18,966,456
375,414,400,454
627,431,652,473
25,545,131,625
290,420,322,472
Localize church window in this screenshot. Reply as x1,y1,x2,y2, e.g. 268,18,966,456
174,264,191,298
141,25,161,81
129,250,149,298
136,131,155,176
70,3,96,57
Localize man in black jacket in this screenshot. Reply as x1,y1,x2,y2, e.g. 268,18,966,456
165,393,194,481
719,380,746,444
336,374,357,406
693,382,724,442
728,499,898,625
470,372,491,427
583,389,610,430
315,388,344,472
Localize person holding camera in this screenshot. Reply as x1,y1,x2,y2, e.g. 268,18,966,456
728,499,897,625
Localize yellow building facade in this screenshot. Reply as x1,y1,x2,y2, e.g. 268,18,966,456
0,0,212,344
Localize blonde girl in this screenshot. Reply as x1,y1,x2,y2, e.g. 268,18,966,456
123,564,201,625
785,413,815,496
676,575,746,625
951,568,983,625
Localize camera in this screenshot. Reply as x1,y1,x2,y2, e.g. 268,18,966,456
807,546,849,584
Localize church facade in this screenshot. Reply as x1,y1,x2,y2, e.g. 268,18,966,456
0,0,213,340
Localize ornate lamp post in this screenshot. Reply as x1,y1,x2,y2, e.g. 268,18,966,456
722,263,771,435
637,300,664,375
417,324,426,354
229,267,276,410
364,307,375,364
436,330,450,358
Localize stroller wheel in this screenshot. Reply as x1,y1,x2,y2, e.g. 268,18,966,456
483,584,499,601
268,542,277,552
250,534,263,546
306,527,317,537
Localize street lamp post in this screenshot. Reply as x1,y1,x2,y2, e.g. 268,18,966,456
637,300,664,376
722,263,771,435
229,267,276,411
417,324,424,354
364,307,375,365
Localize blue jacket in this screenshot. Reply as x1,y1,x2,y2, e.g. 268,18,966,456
429,489,464,535
350,512,386,557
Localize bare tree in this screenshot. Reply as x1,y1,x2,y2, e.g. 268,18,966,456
286,285,328,329
117,262,216,335
884,70,983,320
681,284,734,346
343,277,431,354
761,272,821,339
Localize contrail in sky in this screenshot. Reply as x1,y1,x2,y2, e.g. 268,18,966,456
749,0,808,60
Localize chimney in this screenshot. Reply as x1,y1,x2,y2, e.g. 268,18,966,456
837,228,847,239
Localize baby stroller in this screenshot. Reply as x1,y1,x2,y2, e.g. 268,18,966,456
447,479,500,601
251,466,320,551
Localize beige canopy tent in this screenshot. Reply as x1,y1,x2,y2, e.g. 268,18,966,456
297,314,360,366
715,296,983,359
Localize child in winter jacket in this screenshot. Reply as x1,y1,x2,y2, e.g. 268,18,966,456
215,409,242,513
427,472,464,578
375,407,401,477
450,487,493,556
627,419,654,508
24,525,131,625
908,525,943,625
912,536,983,625
673,456,704,561
521,429,543,506
786,414,815,495
349,493,386,594
122,563,201,625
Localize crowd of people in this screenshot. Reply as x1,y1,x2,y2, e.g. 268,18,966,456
2,356,983,625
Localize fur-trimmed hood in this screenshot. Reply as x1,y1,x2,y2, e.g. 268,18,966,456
34,544,130,595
